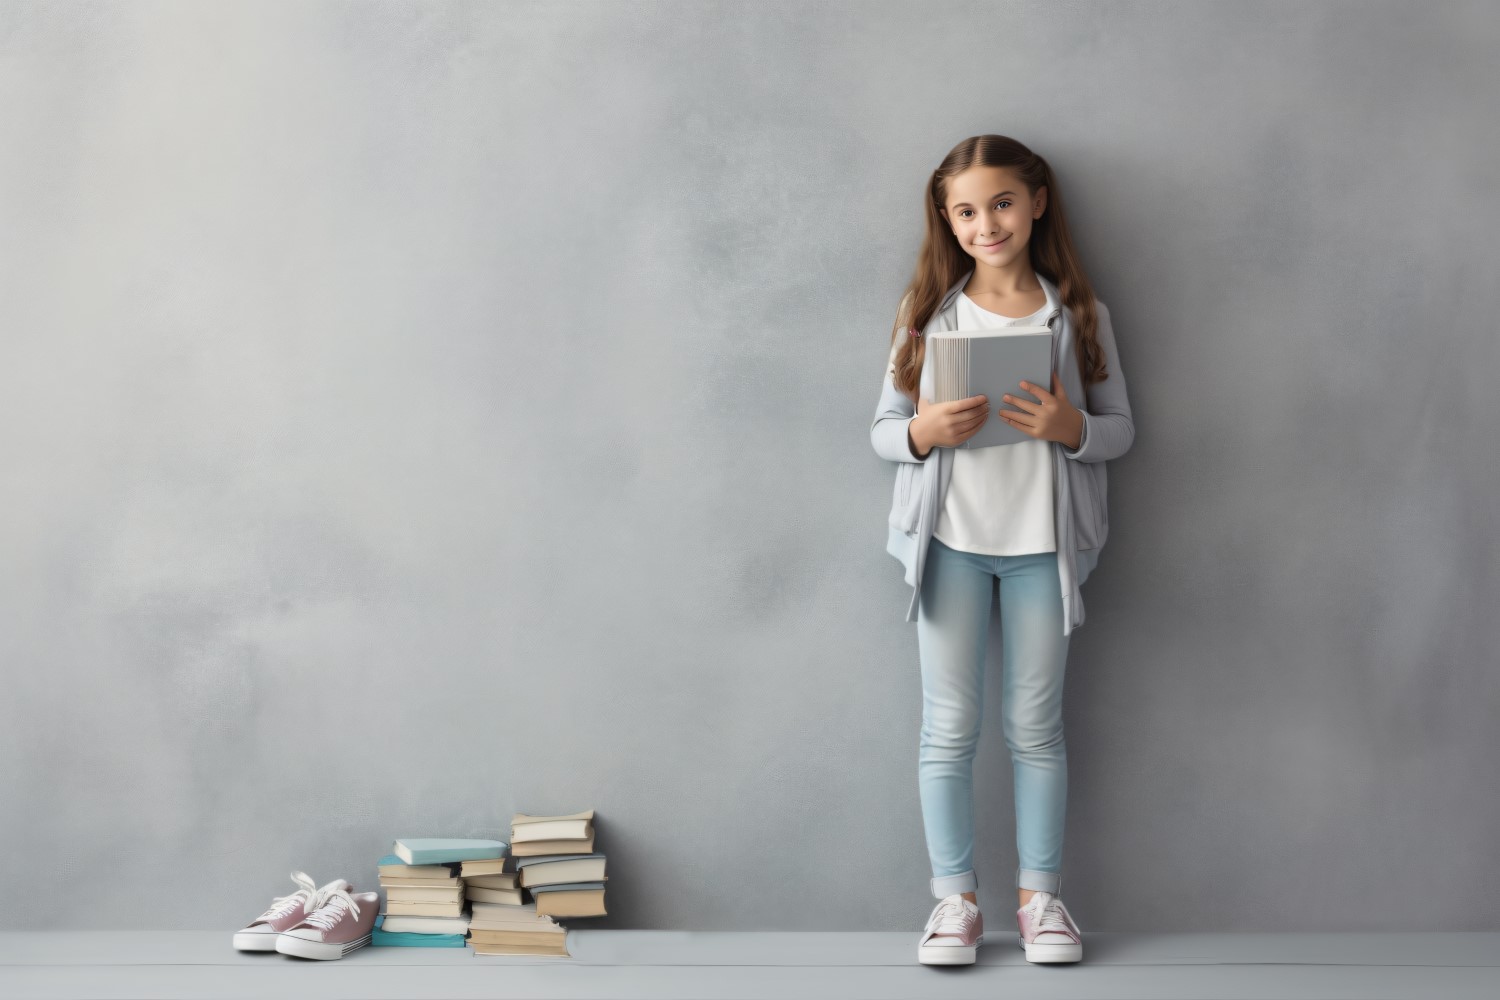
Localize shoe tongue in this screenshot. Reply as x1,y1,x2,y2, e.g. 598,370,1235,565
314,878,352,901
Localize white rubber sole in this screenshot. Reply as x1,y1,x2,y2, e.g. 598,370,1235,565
275,932,371,960
1018,933,1082,963
231,930,281,952
918,932,984,965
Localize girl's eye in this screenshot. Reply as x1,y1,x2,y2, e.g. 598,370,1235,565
959,201,1009,219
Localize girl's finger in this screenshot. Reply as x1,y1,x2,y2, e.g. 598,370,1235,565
1004,409,1040,431
1000,394,1038,414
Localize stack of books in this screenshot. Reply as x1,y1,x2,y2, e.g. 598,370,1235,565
465,900,570,957
511,810,608,919
453,825,571,956
370,838,505,947
460,852,523,908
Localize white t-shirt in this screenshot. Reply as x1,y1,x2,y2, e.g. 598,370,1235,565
932,292,1056,555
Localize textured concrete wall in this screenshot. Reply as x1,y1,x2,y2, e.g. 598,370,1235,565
2,1,1496,931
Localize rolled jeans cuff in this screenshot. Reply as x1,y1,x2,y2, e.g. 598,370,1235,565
1017,867,1062,894
930,869,978,898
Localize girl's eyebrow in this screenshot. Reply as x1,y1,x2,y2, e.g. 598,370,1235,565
951,190,1016,209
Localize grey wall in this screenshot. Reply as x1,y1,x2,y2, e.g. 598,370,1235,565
2,0,1496,932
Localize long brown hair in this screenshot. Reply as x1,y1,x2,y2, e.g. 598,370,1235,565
888,135,1109,400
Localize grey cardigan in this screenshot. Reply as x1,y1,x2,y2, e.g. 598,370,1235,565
869,269,1135,633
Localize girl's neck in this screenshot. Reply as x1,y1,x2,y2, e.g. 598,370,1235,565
964,266,1041,299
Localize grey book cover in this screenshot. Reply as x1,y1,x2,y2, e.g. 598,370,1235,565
928,326,1054,449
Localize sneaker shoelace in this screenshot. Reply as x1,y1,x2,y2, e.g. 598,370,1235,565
929,896,976,936
1027,892,1072,934
302,885,361,931
259,871,319,920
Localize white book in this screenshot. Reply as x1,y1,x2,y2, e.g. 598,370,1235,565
378,912,470,934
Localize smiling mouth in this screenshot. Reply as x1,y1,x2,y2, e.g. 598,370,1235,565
978,236,1009,247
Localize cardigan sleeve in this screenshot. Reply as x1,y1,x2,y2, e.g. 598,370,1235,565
871,354,928,463
1061,300,1135,463
871,296,931,464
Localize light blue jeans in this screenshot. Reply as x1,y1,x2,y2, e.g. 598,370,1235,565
916,535,1099,899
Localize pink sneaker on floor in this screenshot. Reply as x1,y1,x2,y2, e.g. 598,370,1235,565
1016,890,1083,963
917,894,984,965
276,884,379,960
232,873,337,952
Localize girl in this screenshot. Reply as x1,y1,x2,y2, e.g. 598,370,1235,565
868,135,1135,967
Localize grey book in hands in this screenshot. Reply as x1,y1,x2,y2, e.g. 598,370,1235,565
928,326,1054,449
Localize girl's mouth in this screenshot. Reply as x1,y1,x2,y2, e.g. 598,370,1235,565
979,236,1009,252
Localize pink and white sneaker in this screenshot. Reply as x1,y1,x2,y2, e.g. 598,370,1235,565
275,883,379,960
232,872,333,952
917,894,984,965
1016,890,1083,963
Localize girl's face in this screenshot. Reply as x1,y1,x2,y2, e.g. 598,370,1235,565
939,165,1046,271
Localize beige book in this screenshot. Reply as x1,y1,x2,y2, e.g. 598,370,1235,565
535,888,607,918
468,918,542,931
470,900,541,918
468,917,546,935
468,903,557,931
466,885,524,905
386,884,465,902
468,917,546,930
469,927,566,946
470,939,570,956
380,875,463,887
384,899,466,917
465,873,518,890
510,834,595,857
378,862,458,879
459,858,515,877
510,810,595,843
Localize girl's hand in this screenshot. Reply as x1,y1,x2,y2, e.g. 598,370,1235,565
912,394,991,451
997,372,1085,449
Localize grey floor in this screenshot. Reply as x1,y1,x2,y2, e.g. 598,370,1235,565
2,931,1498,999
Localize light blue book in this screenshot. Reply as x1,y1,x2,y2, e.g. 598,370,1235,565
393,838,508,865
370,914,466,948
376,853,460,875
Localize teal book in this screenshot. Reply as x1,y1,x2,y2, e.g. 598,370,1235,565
393,838,508,865
370,914,466,948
